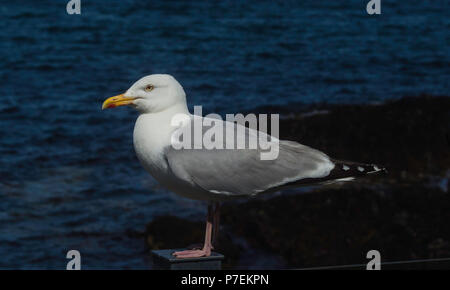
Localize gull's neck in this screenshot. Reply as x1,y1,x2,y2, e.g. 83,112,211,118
136,102,190,133
134,102,190,153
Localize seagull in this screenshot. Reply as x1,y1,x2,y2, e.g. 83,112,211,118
102,74,386,259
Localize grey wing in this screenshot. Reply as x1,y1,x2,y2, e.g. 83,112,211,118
165,139,335,197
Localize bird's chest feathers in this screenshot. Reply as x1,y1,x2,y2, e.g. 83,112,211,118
133,114,174,176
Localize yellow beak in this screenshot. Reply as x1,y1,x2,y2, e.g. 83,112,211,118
102,94,136,110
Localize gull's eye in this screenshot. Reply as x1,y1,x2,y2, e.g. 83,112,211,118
144,85,154,92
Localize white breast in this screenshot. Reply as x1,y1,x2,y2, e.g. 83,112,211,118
133,113,172,177
132,109,201,196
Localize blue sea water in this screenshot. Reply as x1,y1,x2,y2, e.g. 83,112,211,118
0,0,448,269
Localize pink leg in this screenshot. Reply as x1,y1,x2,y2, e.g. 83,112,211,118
172,204,213,258
183,203,220,251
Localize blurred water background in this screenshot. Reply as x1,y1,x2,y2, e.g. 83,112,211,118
0,0,448,269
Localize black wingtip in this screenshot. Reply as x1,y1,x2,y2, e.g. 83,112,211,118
330,160,387,179
371,164,388,175
283,160,387,187
379,166,388,175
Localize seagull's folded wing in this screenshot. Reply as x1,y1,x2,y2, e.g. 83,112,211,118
165,138,335,197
